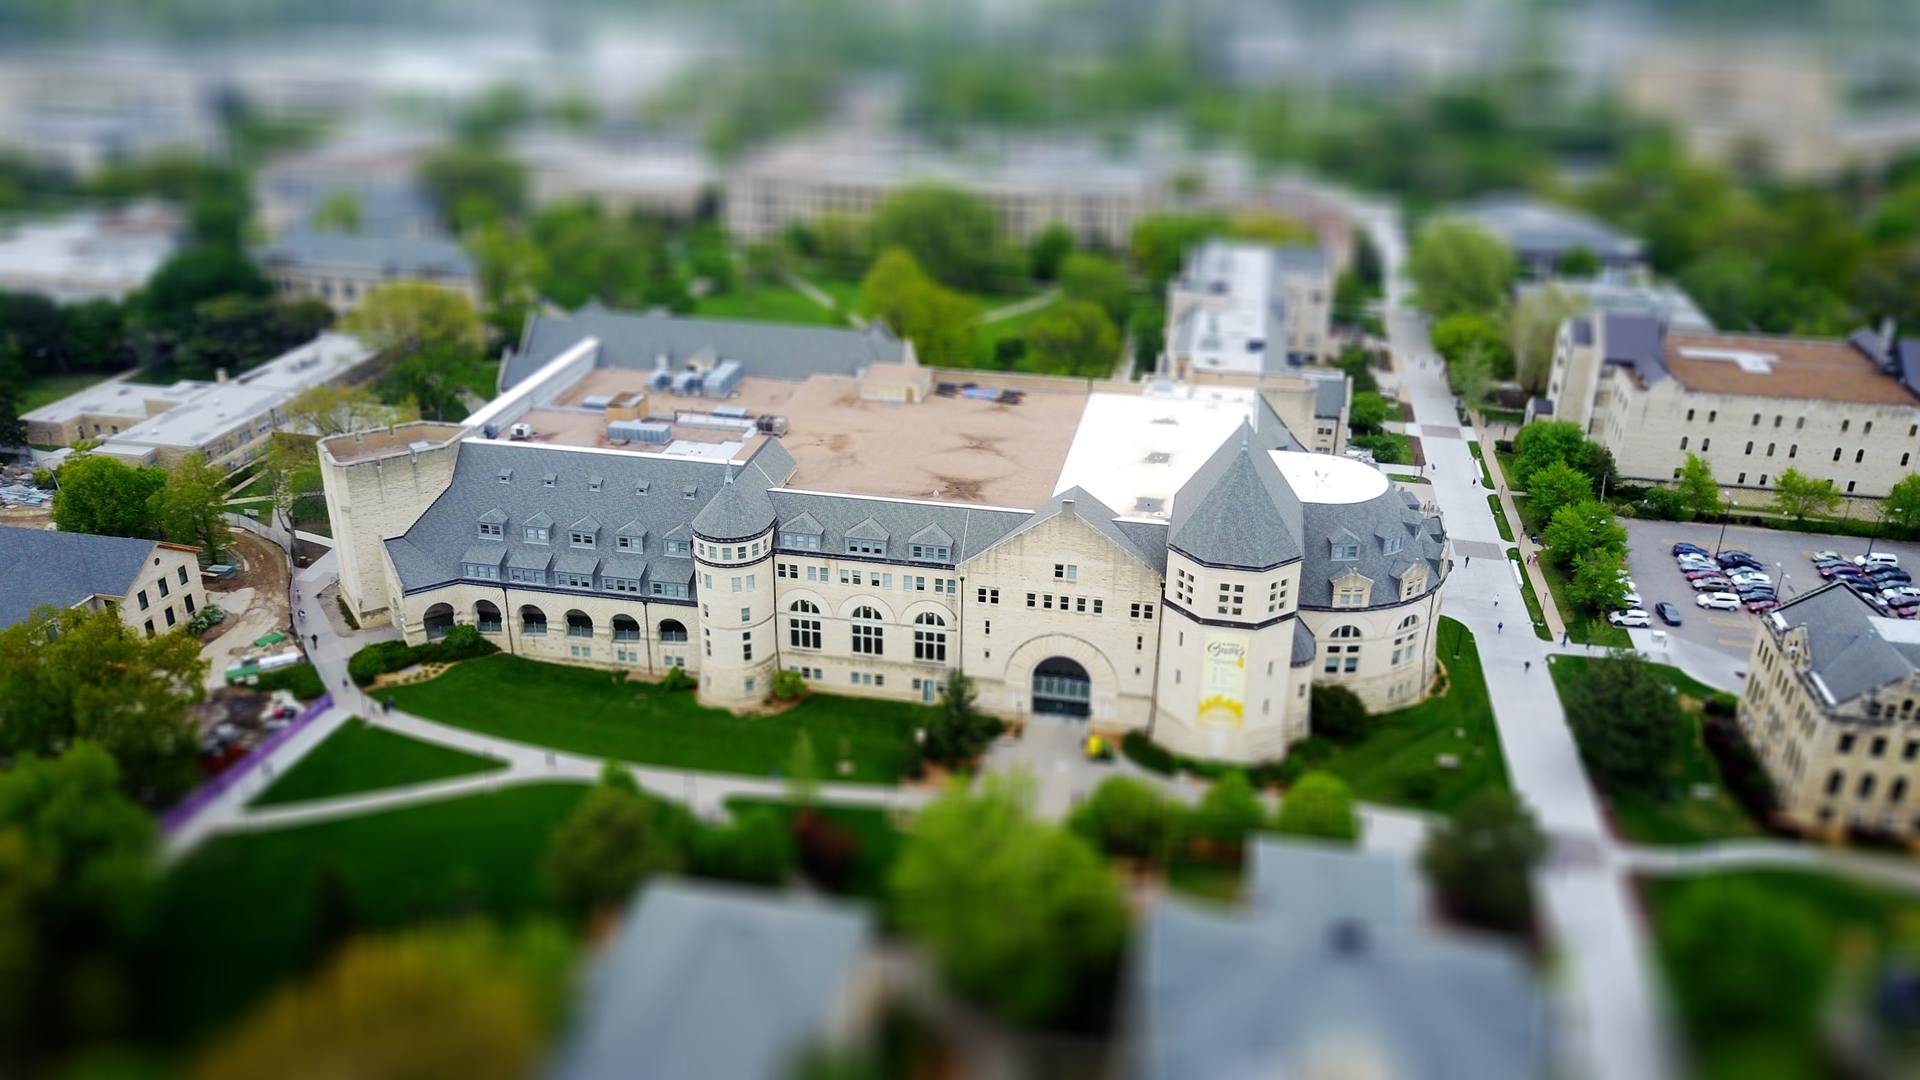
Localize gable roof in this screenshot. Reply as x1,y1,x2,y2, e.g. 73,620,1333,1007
1770,583,1920,706
0,526,164,630
984,486,1165,573
504,305,908,392
1168,423,1304,569
554,882,873,1080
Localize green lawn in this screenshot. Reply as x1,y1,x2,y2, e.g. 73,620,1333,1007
1644,870,1920,1080
1296,617,1510,813
384,655,928,783
251,717,505,806
1467,441,1493,487
150,782,591,1042
1166,857,1245,903
19,370,112,413
970,298,1060,369
1488,494,1514,541
724,796,904,902
1548,654,1759,844
1507,548,1553,640
694,281,847,326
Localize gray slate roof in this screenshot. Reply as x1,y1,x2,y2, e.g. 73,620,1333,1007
554,881,873,1080
1248,837,1428,928
1601,312,1669,386
993,487,1164,573
1771,583,1920,706
1135,899,1546,1080
769,490,1028,565
1455,194,1644,264
1169,422,1304,570
503,304,908,391
385,438,793,597
1298,488,1447,610
1310,371,1349,419
1291,621,1316,666
255,225,475,279
0,526,163,630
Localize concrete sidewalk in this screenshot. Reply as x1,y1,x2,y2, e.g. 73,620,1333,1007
1474,414,1569,642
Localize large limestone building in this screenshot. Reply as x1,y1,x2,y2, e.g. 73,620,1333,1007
1544,314,1920,500
1740,583,1920,840
322,309,1447,763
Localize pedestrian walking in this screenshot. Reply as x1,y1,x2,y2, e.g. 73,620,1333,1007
1497,621,1504,634
1524,660,1532,673
311,633,318,647
297,609,306,622
1464,554,1471,567
1493,596,1499,607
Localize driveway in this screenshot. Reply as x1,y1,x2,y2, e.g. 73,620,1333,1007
1622,518,1920,664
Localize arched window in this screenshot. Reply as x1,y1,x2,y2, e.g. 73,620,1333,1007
913,611,947,662
474,600,502,634
612,614,640,642
851,605,883,655
1397,614,1419,630
789,601,821,649
658,618,688,643
422,602,455,640
520,604,547,636
566,610,594,638
1324,624,1361,674
1392,614,1423,665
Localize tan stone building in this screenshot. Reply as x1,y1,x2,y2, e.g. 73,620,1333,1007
255,228,480,314
1166,240,1336,371
323,310,1446,764
0,525,205,636
1741,583,1920,839
1545,314,1920,500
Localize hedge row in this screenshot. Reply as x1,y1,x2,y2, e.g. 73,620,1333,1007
1120,731,1299,788
348,626,498,687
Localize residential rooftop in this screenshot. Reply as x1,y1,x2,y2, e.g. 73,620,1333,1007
0,526,183,630
1768,583,1920,707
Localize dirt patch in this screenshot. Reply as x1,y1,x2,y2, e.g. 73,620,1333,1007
930,475,985,502
368,662,454,689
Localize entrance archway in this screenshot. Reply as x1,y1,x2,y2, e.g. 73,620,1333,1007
423,602,455,640
1032,657,1092,718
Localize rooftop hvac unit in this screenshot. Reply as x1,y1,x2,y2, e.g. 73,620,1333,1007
675,411,755,433
702,360,743,398
713,404,749,419
509,423,532,440
582,394,613,411
607,420,671,445
672,369,702,395
649,367,673,391
755,414,789,435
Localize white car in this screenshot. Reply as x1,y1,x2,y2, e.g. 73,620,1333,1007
1813,550,1842,563
1621,590,1644,607
1677,557,1717,571
1608,608,1652,628
1727,571,1772,585
1856,553,1901,568
1884,586,1920,602
1696,592,1742,610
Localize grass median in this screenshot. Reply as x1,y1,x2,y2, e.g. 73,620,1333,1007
250,717,505,807
1507,548,1553,640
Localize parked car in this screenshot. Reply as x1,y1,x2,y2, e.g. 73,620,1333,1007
1745,598,1780,613
1856,552,1901,567
1608,608,1652,628
1727,573,1773,587
1673,542,1710,556
1718,554,1762,570
1882,586,1920,602
1820,563,1864,579
1621,591,1644,607
1684,568,1726,580
1655,602,1683,626
1866,566,1912,584
1690,576,1734,591
1697,592,1742,610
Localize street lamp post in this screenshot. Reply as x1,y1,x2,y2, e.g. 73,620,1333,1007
1714,499,1739,557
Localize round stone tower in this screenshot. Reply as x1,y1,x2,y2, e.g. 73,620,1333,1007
689,469,779,708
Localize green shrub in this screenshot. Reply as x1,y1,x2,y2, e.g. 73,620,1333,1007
335,595,360,630
1309,685,1370,743
348,640,414,686
771,669,806,701
660,666,694,692
1067,776,1185,863
186,604,226,636
1121,731,1177,775
691,809,795,886
252,661,326,701
347,630,500,687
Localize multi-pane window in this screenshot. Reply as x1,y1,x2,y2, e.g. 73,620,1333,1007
789,601,822,649
1055,564,1077,580
978,587,1000,604
605,576,641,594
570,530,595,548
617,534,639,550
1130,602,1155,620
743,632,753,662
509,567,547,585
1324,624,1362,673
178,566,189,585
479,521,504,538
782,532,821,551
650,582,688,598
846,539,885,556
524,526,550,544
558,572,593,588
850,607,883,655
913,612,948,662
1216,583,1244,616
1174,568,1194,605
1331,542,1359,560
910,544,951,561
1390,614,1421,665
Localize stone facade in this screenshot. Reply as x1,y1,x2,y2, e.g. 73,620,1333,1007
320,423,467,625
121,542,207,638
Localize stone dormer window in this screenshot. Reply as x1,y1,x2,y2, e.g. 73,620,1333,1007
525,526,549,544
497,469,512,484
588,475,603,492
1331,570,1372,608
1382,536,1403,555
542,473,556,488
847,538,886,556
1332,542,1360,561
910,544,951,562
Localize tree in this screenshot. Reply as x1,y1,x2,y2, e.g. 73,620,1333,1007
1273,772,1361,844
1544,500,1627,570
1660,880,1828,1040
1430,311,1513,377
1527,460,1594,523
419,144,528,229
50,454,164,539
1128,299,1166,375
342,283,483,353
1407,220,1514,318
889,772,1126,1025
1335,345,1380,394
1555,245,1600,278
924,671,1001,770
1565,652,1685,792
195,923,569,1080
1058,252,1133,325
1066,775,1183,864
1771,467,1841,520
784,730,821,808
545,763,685,916
0,355,26,447
1447,341,1494,406
1189,770,1266,849
141,245,271,330
1511,420,1591,488
858,248,978,369
1022,299,1120,378
149,452,233,561
1028,223,1074,280
371,346,464,422
1507,285,1587,391
1420,790,1545,936
1568,549,1630,613
0,607,207,804
1309,684,1370,743
1347,392,1388,435
1675,453,1721,517
1885,473,1920,540
692,808,795,886
868,184,1002,291
310,188,362,233
1130,213,1227,289
0,742,156,1068
260,434,323,533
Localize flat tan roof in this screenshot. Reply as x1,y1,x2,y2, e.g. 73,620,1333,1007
515,371,1089,507
1664,331,1919,407
321,422,465,465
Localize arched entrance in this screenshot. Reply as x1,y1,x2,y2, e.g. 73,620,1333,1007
422,602,455,640
1032,657,1092,718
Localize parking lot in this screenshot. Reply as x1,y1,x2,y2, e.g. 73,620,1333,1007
1621,519,1920,660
